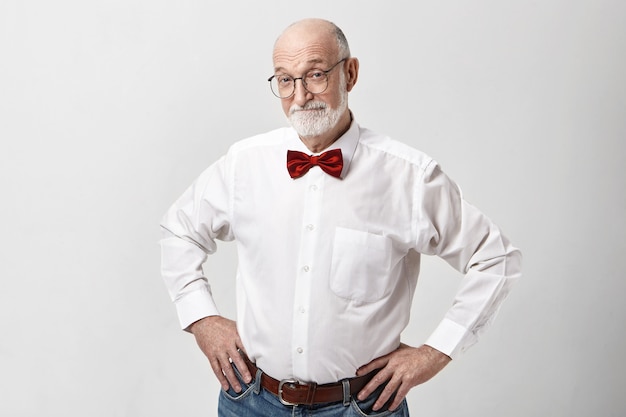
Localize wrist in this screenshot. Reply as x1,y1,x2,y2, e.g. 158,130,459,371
422,344,452,363
189,315,218,334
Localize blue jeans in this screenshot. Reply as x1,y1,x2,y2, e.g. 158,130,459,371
218,365,409,417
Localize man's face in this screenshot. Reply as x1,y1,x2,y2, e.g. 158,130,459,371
286,69,348,138
272,27,349,138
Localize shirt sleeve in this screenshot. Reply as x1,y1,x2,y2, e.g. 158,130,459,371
159,156,234,330
414,160,522,359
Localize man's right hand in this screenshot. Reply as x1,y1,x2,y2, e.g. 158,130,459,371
189,315,252,392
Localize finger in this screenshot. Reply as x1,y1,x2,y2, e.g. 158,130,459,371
386,382,410,412
230,349,252,383
357,368,390,401
236,337,248,355
220,356,243,392
372,377,401,411
233,335,251,380
208,357,231,392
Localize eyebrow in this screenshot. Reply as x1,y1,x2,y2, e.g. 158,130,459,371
273,58,326,74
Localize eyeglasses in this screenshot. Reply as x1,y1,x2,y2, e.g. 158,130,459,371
268,58,347,99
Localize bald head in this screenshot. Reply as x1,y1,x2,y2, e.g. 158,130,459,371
273,18,350,63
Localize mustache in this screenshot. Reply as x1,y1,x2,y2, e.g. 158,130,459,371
289,101,327,115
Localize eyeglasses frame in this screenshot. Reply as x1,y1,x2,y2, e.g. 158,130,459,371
267,58,348,99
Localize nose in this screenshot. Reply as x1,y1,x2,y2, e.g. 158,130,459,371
292,78,313,106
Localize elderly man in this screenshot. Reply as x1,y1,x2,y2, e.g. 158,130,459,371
160,18,521,417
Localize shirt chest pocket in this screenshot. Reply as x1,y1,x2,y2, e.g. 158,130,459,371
330,227,393,304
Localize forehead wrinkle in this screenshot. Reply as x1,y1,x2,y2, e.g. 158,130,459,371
273,45,334,73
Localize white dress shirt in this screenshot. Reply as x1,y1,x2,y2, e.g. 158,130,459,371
160,119,522,384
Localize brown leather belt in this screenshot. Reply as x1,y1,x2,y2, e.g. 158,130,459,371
242,354,376,406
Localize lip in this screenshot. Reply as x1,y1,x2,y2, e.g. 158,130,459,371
292,107,324,113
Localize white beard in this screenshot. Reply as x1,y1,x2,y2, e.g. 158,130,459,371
287,80,348,138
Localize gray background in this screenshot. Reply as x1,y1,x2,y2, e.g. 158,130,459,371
1,1,624,416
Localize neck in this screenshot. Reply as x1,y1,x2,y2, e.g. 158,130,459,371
300,110,352,153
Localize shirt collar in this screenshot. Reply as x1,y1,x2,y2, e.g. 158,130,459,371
285,117,359,179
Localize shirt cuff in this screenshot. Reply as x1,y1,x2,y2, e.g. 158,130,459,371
425,318,475,360
175,288,221,331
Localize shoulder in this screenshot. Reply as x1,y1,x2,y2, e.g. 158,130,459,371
227,127,292,155
217,127,294,179
357,126,438,175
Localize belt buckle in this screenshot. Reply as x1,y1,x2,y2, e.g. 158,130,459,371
277,379,300,406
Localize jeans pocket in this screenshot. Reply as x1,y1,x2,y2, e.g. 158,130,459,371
220,364,256,402
349,386,408,417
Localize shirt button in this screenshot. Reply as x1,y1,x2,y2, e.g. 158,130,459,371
306,224,315,231
309,185,318,191
299,307,306,314
297,347,303,354
303,265,310,272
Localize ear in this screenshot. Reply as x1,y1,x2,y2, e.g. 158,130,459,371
345,57,359,92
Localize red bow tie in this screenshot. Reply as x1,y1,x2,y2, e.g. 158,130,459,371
287,149,343,179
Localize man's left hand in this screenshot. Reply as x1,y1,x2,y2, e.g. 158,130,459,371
356,343,451,411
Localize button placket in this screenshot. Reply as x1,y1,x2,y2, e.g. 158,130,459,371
291,169,323,377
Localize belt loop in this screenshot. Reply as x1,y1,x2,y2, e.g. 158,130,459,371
253,369,263,395
305,382,318,405
341,379,350,406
